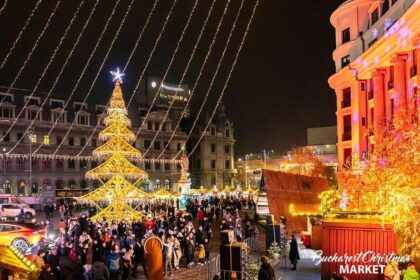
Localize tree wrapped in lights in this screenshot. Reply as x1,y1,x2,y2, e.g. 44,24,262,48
79,73,148,222
338,104,420,257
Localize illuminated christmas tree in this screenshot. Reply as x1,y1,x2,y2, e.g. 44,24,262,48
79,69,148,222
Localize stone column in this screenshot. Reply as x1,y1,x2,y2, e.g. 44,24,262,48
391,53,408,109
372,68,387,134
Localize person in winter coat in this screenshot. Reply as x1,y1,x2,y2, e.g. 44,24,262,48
91,261,110,280
198,244,205,265
403,261,419,280
39,264,56,280
258,256,275,280
289,235,300,270
122,250,133,280
163,236,174,277
132,240,147,277
34,250,46,270
105,246,121,280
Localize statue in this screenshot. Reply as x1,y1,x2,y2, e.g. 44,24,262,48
180,155,189,173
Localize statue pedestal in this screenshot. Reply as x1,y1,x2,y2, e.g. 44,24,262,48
174,176,191,195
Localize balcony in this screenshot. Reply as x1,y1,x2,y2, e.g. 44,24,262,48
342,132,352,141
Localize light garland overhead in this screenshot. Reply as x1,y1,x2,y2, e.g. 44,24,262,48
53,0,135,156
157,0,231,159
0,0,8,17
0,0,43,70
187,0,259,158
131,0,199,145
0,0,61,106
80,79,148,223
32,0,123,155
142,0,219,158
6,0,99,155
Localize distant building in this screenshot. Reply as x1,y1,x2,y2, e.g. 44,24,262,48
189,104,236,189
328,0,419,170
0,78,190,197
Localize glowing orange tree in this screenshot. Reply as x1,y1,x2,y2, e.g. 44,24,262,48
338,104,420,257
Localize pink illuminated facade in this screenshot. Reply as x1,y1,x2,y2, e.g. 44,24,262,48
328,0,419,170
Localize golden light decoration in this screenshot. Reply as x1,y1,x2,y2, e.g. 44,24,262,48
336,105,420,258
80,80,148,223
152,188,176,199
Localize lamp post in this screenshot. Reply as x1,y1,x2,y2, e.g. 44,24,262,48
245,154,249,188
2,147,6,193
28,127,33,197
263,149,274,169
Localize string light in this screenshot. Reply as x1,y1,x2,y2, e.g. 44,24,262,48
0,0,8,16
33,0,123,155
157,0,232,159
3,0,86,146
0,0,43,70
0,0,61,105
123,0,159,72
126,0,178,108
175,0,247,159
143,0,218,158
53,0,135,156
187,0,259,158
78,0,174,157
131,0,199,145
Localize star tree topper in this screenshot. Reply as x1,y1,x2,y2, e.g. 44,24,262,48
110,67,125,83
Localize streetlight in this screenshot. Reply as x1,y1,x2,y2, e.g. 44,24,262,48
245,154,249,188
2,147,6,193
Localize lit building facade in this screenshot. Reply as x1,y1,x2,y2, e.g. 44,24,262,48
328,0,419,170
0,78,189,197
189,104,236,189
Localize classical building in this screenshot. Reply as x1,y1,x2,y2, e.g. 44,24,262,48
189,104,236,189
328,0,419,170
0,78,189,197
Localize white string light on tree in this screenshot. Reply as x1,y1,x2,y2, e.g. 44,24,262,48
1,0,85,144
7,0,101,154
187,0,259,158
33,0,123,155
0,0,43,70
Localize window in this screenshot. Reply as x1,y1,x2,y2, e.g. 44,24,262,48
52,112,65,123
154,122,159,131
56,159,64,169
162,123,167,132
145,162,151,170
92,139,97,147
342,27,350,44
343,115,352,141
342,88,351,108
43,135,50,145
69,180,76,189
80,137,86,147
156,179,161,188
225,129,230,138
30,134,37,144
211,176,216,186
341,55,350,68
31,158,38,169
371,8,379,25
74,103,87,111
80,160,87,169
391,0,398,5
3,133,9,142
17,133,23,142
225,159,230,169
225,145,230,154
211,127,216,136
382,0,389,15
50,100,64,108
17,159,25,169
154,141,161,150
26,97,39,106
68,159,76,169
144,140,151,149
155,162,161,171
0,94,13,103
211,144,216,153
164,162,170,171
78,115,89,126
43,159,51,169
27,110,40,121
196,160,201,169
147,122,153,130
388,65,394,89
0,107,13,118
211,159,216,169
177,143,182,151
69,137,74,146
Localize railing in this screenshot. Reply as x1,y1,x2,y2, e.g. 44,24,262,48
220,269,253,280
197,255,221,280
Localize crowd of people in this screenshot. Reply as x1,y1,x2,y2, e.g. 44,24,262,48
33,195,256,280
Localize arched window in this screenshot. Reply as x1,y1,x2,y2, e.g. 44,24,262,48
56,180,64,189
146,180,151,191
156,179,161,189
4,180,11,194
17,180,26,194
31,182,38,194
68,179,76,189
165,179,170,190
80,179,87,189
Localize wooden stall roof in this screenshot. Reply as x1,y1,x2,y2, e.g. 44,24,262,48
0,245,39,278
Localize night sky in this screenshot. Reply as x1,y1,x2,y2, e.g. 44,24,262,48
0,0,345,156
